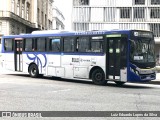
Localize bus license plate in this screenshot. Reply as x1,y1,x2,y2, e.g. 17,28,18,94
146,76,150,79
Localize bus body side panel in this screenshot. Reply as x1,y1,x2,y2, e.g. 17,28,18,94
120,68,128,82
60,53,105,79
22,53,29,73
61,54,79,78
78,54,105,79
46,53,62,76
22,52,47,74
3,52,15,71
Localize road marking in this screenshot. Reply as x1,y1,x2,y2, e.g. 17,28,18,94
50,89,71,93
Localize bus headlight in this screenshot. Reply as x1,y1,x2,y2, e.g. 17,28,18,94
135,71,139,75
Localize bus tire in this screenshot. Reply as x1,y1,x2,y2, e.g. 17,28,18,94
91,69,107,85
29,64,39,78
115,81,125,86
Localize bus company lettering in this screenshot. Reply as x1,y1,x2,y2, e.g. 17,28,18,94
75,31,105,35
72,58,79,62
72,58,91,63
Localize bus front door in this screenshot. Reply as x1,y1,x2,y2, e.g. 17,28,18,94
14,40,23,71
106,34,127,81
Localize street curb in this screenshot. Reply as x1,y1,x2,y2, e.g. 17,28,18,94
148,80,160,85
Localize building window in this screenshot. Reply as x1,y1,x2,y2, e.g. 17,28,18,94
22,0,25,18
73,0,89,6
37,8,40,23
11,0,15,13
22,29,24,33
134,8,145,18
45,14,47,29
17,27,20,34
42,12,44,26
74,23,89,31
150,24,160,37
150,8,160,18
56,22,59,30
0,22,2,32
48,20,50,29
120,8,131,18
151,0,160,5
17,0,20,16
104,8,116,22
11,24,15,35
135,0,145,5
26,3,30,20
72,7,90,22
50,20,53,30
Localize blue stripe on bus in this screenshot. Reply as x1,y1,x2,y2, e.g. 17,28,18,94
24,52,105,56
2,51,105,56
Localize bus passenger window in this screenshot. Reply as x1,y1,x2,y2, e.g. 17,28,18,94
37,38,46,51
25,38,33,51
4,39,13,51
50,38,60,52
63,37,74,52
91,36,104,52
77,37,90,52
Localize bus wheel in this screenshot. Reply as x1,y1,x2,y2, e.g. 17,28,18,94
91,69,107,85
29,64,39,78
115,81,125,86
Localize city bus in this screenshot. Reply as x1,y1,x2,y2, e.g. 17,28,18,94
0,29,156,85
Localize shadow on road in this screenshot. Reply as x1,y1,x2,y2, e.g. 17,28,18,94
146,80,160,85
6,74,155,89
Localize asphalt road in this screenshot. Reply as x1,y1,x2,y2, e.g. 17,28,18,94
0,72,160,120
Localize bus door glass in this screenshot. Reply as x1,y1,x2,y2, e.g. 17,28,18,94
14,38,23,71
106,34,127,81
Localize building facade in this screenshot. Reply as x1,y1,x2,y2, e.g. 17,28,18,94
0,0,53,37
37,0,53,30
72,0,160,66
52,5,65,30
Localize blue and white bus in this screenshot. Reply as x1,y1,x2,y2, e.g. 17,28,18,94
0,30,156,85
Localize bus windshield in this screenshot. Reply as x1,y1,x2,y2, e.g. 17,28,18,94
130,37,155,63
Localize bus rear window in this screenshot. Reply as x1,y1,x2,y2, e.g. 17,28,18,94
4,39,13,51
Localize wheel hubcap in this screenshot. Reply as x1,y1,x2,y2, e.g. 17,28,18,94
96,73,102,81
31,68,36,75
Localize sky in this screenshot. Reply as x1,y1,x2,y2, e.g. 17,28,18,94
54,0,73,30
